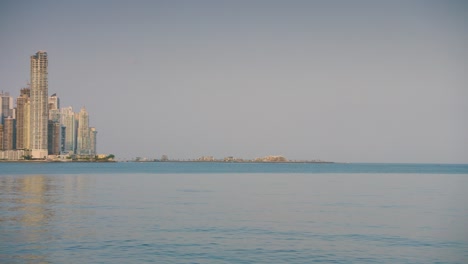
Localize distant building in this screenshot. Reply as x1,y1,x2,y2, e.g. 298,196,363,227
0,150,31,160
96,154,108,159
60,106,75,154
48,93,61,122
197,156,215,162
24,100,31,149
0,92,14,123
48,93,60,110
254,155,288,162
48,120,61,155
16,88,30,149
90,127,97,155
30,51,49,158
3,117,16,150
223,156,244,162
49,109,61,123
76,107,92,155
60,126,66,153
47,94,62,155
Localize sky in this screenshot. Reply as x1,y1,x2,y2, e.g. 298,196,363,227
0,0,467,163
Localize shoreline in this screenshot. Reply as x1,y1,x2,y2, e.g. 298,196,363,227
127,160,335,164
0,160,331,164
0,160,116,163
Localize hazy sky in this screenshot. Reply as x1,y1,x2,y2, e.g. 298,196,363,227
0,0,467,162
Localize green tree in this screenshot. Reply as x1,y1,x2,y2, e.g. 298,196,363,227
22,155,33,160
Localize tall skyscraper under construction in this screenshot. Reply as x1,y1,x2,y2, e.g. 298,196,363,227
30,51,49,158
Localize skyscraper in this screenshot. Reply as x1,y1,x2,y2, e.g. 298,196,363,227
90,127,97,155
16,88,30,150
48,93,60,122
0,92,14,123
24,100,31,150
30,51,48,158
3,117,15,150
48,94,62,155
76,107,90,155
48,93,60,110
48,120,61,155
60,106,75,154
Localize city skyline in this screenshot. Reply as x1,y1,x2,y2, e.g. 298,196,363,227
0,51,97,160
1,1,467,163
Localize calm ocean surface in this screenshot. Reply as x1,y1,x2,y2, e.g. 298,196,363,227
1,162,467,263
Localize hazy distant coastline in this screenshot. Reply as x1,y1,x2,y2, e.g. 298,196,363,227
0,160,331,163
129,160,335,164
0,158,332,164
129,155,333,163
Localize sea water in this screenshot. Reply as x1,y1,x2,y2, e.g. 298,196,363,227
0,163,467,263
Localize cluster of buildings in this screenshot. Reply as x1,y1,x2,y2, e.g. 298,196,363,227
252,155,288,162
0,51,97,160
195,155,287,162
133,155,290,163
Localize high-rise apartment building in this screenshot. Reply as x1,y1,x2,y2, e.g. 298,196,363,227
90,127,97,155
60,126,66,153
60,106,75,154
16,88,30,149
1,92,14,123
48,93,60,110
24,100,31,150
30,51,49,158
3,117,15,150
48,93,61,121
76,107,91,155
48,120,61,155
48,94,62,154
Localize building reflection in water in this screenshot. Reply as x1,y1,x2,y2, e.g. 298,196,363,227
0,174,92,263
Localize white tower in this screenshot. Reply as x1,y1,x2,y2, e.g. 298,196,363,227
30,51,49,158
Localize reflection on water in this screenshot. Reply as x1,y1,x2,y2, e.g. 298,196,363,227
1,172,467,263
0,175,92,263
